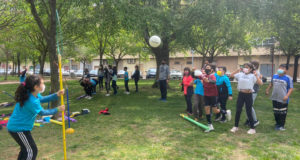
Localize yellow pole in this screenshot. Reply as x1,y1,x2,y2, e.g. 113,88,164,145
58,54,67,160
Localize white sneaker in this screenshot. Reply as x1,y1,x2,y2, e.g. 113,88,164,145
226,110,232,121
230,127,239,133
247,129,256,134
204,124,214,133
105,94,110,96
87,96,92,100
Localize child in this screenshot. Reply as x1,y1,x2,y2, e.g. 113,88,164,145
104,67,111,96
80,75,98,99
124,67,130,94
7,75,65,160
181,67,194,115
230,63,263,134
216,67,233,123
193,70,204,120
98,65,104,91
131,65,140,92
202,64,221,132
112,66,118,95
20,68,27,83
266,64,293,131
245,61,262,127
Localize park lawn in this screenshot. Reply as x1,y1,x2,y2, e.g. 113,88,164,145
0,80,300,160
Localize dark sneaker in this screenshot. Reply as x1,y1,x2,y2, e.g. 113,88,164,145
254,120,260,127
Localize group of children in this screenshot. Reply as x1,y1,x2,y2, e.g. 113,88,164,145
80,65,140,99
181,61,294,134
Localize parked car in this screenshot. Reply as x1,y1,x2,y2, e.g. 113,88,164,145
62,70,70,76
146,68,156,79
89,70,98,77
75,70,84,77
43,69,51,76
118,70,125,78
170,70,183,80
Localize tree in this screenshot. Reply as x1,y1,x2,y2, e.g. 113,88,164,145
26,0,60,107
106,30,139,71
265,0,300,82
119,0,190,86
178,0,255,67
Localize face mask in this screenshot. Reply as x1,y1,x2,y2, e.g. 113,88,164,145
217,71,222,76
243,68,249,74
277,69,284,75
205,69,211,75
39,84,45,93
184,71,189,75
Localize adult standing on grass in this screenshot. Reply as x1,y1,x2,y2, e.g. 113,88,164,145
7,75,65,160
98,65,104,91
159,59,170,101
104,66,111,96
131,65,140,92
230,63,263,135
265,64,293,131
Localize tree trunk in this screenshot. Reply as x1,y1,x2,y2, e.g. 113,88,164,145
12,55,15,76
17,52,21,77
286,54,291,70
39,51,47,75
99,52,103,66
293,55,299,82
4,53,8,80
151,40,170,88
33,58,36,74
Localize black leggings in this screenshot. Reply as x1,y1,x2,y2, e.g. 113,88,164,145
98,77,104,90
105,81,110,94
134,79,139,92
112,80,117,94
125,80,129,92
84,86,93,96
219,94,228,120
235,92,254,129
9,131,38,160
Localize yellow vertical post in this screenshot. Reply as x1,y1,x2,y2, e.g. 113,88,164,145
58,54,67,160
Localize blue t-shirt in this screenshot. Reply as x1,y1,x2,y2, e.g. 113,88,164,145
124,71,129,81
194,79,204,96
271,74,293,104
7,93,58,132
20,76,26,83
90,79,97,86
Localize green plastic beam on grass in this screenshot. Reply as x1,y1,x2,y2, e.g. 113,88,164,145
180,114,209,130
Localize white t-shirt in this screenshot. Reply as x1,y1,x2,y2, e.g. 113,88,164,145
235,72,257,92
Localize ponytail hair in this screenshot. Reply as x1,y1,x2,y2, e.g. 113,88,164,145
15,75,42,107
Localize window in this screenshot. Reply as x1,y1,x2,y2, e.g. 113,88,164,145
186,61,192,65
103,60,108,65
174,61,180,65
244,56,251,61
71,65,78,70
127,59,136,64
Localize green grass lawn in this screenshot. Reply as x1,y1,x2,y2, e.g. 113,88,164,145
0,80,300,160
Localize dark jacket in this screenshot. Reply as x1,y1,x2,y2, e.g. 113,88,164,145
131,70,140,80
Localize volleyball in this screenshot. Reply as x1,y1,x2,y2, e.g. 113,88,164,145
149,35,161,48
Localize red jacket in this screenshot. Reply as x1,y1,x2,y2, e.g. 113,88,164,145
202,74,218,96
182,75,193,95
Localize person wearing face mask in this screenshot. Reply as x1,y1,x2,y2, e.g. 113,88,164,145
201,64,221,132
244,61,262,127
230,63,263,134
7,75,65,160
159,59,170,101
265,64,293,131
180,67,194,115
216,67,233,123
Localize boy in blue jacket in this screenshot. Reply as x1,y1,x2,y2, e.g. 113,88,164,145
216,67,233,123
